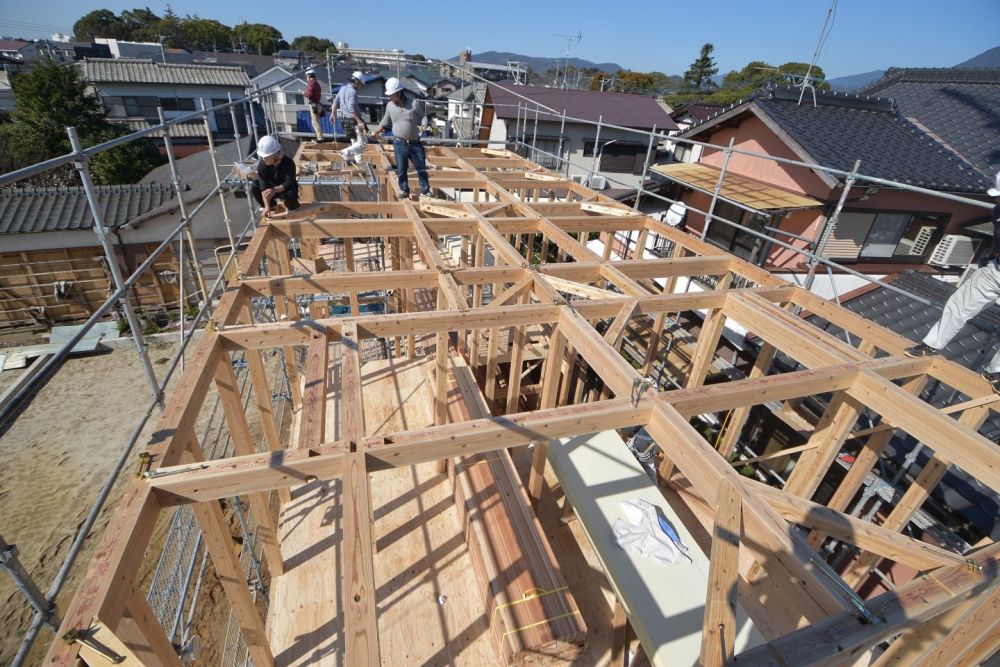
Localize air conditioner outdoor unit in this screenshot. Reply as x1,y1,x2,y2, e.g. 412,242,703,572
570,174,586,184
590,175,608,190
928,234,976,267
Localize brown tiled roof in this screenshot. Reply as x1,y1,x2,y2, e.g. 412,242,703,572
487,84,677,131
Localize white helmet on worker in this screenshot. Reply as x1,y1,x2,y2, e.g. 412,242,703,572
258,135,281,158
384,77,404,96
305,68,316,77
351,70,363,82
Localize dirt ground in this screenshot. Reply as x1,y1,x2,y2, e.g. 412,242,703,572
0,333,247,665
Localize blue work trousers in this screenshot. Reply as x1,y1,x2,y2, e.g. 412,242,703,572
392,138,430,196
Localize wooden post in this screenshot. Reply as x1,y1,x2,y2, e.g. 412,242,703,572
435,291,450,473
701,479,742,666
528,325,565,502
340,322,380,665
344,238,360,316
782,391,862,500
298,329,329,450
213,359,284,575
716,342,777,458
123,587,181,666
504,292,530,415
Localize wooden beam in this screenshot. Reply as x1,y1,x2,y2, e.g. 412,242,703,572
685,306,727,389
603,299,639,349
647,402,850,622
558,305,644,398
746,479,964,571
701,479,742,667
298,328,329,450
340,323,380,665
190,473,273,666
782,391,862,500
364,397,651,470
716,343,776,458
123,587,180,666
849,372,1000,494
734,542,1000,666
213,358,284,575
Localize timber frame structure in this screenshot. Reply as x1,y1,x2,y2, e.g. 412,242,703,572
46,144,1000,666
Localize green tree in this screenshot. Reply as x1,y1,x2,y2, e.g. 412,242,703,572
290,35,335,54
614,70,657,93
73,9,126,41
5,60,159,186
119,7,161,42
179,18,232,51
683,43,719,91
232,22,285,55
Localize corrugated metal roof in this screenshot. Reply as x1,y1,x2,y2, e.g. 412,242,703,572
651,162,822,211
80,58,250,87
0,184,175,235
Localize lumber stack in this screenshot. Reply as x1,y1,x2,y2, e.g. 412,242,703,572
437,351,586,664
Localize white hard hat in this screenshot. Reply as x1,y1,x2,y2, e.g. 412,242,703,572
989,171,1000,197
258,135,281,158
351,70,363,81
305,68,316,76
384,77,403,96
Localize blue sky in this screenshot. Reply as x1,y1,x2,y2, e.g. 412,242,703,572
2,0,998,78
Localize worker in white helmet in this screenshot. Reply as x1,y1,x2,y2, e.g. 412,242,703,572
304,68,324,142
331,70,368,144
250,136,299,217
371,77,431,199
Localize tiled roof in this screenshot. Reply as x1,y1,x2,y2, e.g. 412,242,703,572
113,119,211,138
80,58,250,87
670,102,723,123
487,84,678,131
810,270,1000,538
681,86,992,194
0,184,175,235
857,67,1000,175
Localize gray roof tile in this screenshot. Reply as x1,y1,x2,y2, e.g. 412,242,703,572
80,58,250,87
0,184,175,235
858,67,1000,175
681,86,993,194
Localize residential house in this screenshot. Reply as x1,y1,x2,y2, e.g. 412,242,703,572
431,78,460,99
252,65,312,134
446,81,487,141
80,58,251,150
0,39,37,62
338,46,406,69
441,59,527,83
274,50,304,70
666,102,722,163
192,51,276,78
479,83,677,189
0,139,250,328
93,38,169,62
858,68,1000,178
653,86,995,298
0,55,27,113
39,39,112,62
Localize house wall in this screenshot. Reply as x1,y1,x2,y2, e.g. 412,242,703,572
682,114,991,276
488,118,651,188
94,82,246,133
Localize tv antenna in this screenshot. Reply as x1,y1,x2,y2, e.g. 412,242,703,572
554,31,582,88
797,0,837,106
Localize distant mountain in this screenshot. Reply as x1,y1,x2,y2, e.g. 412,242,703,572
454,51,623,75
827,70,886,92
955,46,1000,68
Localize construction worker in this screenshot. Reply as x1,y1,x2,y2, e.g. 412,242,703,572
331,71,368,146
304,68,324,142
371,77,431,199
250,136,299,217
906,171,1000,393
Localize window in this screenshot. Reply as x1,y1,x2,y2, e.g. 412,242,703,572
159,97,196,111
705,200,769,262
582,140,647,174
287,93,305,106
826,210,947,261
119,96,158,118
212,98,245,135
530,137,563,170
